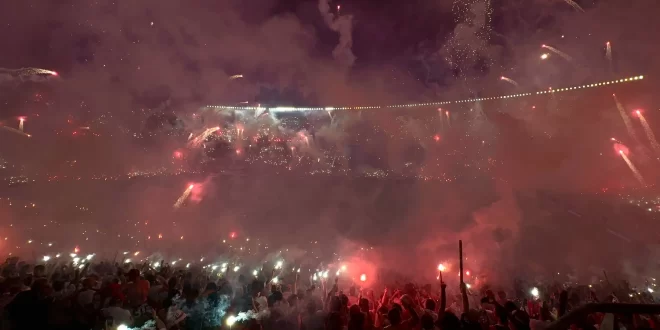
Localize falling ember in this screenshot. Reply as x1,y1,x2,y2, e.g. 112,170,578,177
618,148,646,186
230,232,236,239
500,76,519,87
634,110,660,153
540,53,549,60
360,274,367,282
606,41,612,67
173,184,195,209
445,111,451,127
541,44,573,62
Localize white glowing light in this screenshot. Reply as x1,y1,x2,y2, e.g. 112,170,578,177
86,254,94,260
275,260,283,269
73,257,80,264
253,270,258,276
118,324,129,330
212,265,218,270
226,315,237,327
234,266,240,272
55,254,61,258
43,256,51,262
531,287,539,297
153,262,160,268
124,259,131,263
70,253,77,258
186,263,191,268
648,287,655,293
438,264,446,272
341,265,347,271
272,276,279,284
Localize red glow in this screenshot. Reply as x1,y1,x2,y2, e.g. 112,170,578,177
72,131,78,135
606,41,610,45
173,150,183,159
235,149,241,154
542,44,546,48
188,184,194,189
437,108,442,112
445,111,449,115
158,233,163,239
74,246,80,254
433,134,441,142
51,71,58,76
532,106,536,109
230,232,236,239
18,117,26,122
635,110,642,116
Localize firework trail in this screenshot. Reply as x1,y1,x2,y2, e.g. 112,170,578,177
634,110,660,153
605,42,612,67
437,108,444,129
500,76,519,87
563,0,585,12
229,74,243,80
189,127,220,147
0,125,31,137
541,44,573,62
18,117,25,132
0,67,58,82
618,150,646,186
612,95,639,142
445,111,451,127
173,184,195,209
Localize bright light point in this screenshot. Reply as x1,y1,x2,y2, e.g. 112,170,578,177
253,270,258,276
86,254,94,260
51,71,59,76
43,256,51,262
649,287,655,293
540,53,549,60
360,274,367,282
619,150,624,154
465,270,471,276
55,254,60,258
227,315,237,327
531,287,539,297
636,110,642,115
438,264,446,271
153,262,160,268
500,76,504,80
275,260,283,269
233,266,240,272
124,259,131,263
433,135,440,142
341,265,347,271
272,277,279,284
465,283,471,289
188,184,194,189
70,253,77,258
611,138,616,141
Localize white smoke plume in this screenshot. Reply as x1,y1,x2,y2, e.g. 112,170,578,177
318,0,356,67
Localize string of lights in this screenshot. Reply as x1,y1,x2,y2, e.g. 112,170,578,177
204,75,645,112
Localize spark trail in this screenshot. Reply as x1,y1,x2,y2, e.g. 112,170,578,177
0,125,30,137
619,150,646,186
18,117,25,132
635,110,660,153
541,44,573,62
605,42,612,67
564,0,585,12
229,74,243,80
500,76,519,87
0,67,58,82
612,94,640,143
189,127,220,147
173,184,195,209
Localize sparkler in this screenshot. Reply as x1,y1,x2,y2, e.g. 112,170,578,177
541,44,573,62
634,110,660,153
500,76,519,87
173,184,195,209
618,149,646,186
